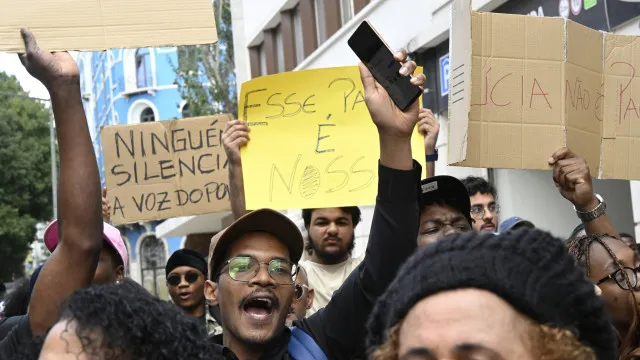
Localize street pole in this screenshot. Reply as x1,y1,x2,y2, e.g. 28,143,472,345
48,107,57,220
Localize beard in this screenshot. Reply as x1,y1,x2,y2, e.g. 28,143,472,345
307,233,355,264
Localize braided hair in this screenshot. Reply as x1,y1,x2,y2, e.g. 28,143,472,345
566,234,640,360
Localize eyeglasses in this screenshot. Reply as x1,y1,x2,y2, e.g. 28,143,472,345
470,203,500,220
219,256,298,285
167,271,201,286
597,265,640,290
294,284,309,300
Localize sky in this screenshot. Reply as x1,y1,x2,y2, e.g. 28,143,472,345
0,52,49,100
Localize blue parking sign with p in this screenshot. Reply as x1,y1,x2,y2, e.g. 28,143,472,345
439,54,450,96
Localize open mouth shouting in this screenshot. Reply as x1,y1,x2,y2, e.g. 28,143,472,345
241,292,279,324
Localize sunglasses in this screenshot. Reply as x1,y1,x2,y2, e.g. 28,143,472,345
167,271,201,286
294,284,309,300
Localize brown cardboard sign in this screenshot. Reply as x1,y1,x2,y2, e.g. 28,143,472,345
101,115,231,225
449,0,640,180
0,0,218,53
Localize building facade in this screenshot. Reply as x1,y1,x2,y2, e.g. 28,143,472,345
78,47,191,299
228,0,640,249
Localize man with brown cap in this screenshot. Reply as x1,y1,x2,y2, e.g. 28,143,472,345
204,51,424,359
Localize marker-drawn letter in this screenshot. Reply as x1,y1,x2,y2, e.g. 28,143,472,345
316,124,336,154
269,155,302,202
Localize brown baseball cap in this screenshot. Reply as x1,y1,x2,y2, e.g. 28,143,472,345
208,209,304,279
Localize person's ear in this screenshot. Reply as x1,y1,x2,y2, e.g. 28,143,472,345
306,288,315,310
205,280,219,306
115,265,125,282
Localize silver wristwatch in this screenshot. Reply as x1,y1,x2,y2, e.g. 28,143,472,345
573,194,606,222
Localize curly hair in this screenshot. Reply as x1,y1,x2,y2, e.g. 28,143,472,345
371,319,596,360
566,234,640,360
37,281,222,360
460,176,496,198
1,278,30,318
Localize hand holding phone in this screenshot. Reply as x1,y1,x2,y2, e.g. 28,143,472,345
348,21,422,111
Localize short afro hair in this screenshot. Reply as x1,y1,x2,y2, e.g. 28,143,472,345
460,176,497,198
44,281,222,360
301,207,362,229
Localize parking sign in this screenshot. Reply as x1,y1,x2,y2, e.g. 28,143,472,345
439,54,450,96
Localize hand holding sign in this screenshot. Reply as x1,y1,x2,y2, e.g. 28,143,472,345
222,120,250,166
18,29,79,91
357,50,426,139
418,109,439,154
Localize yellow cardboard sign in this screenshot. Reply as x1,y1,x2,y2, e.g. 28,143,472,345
239,66,425,210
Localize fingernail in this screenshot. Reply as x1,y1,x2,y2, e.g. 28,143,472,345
395,51,403,58
399,67,409,76
547,157,554,163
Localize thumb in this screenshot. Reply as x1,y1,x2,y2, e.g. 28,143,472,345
358,62,377,96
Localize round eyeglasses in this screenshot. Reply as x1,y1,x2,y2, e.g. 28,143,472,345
167,271,201,286
597,265,640,290
219,256,298,285
470,203,500,220
294,284,309,300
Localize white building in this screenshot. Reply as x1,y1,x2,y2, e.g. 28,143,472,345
158,0,640,252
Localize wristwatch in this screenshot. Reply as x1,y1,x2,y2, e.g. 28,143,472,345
574,194,606,222
426,149,439,162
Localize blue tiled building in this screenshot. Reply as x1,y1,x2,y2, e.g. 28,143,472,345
78,47,191,299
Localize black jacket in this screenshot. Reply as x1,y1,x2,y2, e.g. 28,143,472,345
212,162,421,359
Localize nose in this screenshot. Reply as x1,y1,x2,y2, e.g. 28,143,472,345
178,277,189,288
443,225,459,237
249,263,277,287
327,222,338,235
483,208,494,221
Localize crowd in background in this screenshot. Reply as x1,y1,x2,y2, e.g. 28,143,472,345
0,29,638,360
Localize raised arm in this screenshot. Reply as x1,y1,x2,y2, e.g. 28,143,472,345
549,148,619,238
298,50,424,359
418,109,439,178
222,120,250,219
20,29,103,336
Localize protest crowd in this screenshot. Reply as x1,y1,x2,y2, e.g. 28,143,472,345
2,5,640,359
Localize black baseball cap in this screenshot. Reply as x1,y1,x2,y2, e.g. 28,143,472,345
420,176,472,225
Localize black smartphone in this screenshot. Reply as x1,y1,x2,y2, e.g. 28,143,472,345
348,20,422,111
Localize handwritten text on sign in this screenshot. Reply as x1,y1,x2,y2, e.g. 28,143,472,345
101,115,232,225
239,66,425,210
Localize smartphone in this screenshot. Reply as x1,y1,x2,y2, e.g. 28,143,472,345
348,21,422,111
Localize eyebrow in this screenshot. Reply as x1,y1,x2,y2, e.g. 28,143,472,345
422,216,468,226
454,343,504,358
399,347,436,360
314,216,349,222
235,254,289,262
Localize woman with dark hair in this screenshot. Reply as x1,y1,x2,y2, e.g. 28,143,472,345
567,234,640,359
33,280,223,360
0,278,30,319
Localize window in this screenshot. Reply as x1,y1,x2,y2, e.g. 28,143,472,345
139,235,168,299
293,6,304,64
275,26,285,73
314,0,327,44
259,44,267,76
340,0,354,25
135,48,152,88
140,107,155,122
181,103,191,118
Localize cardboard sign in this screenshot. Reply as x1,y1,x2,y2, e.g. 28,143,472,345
449,0,640,180
0,0,217,52
101,115,231,225
239,66,425,211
